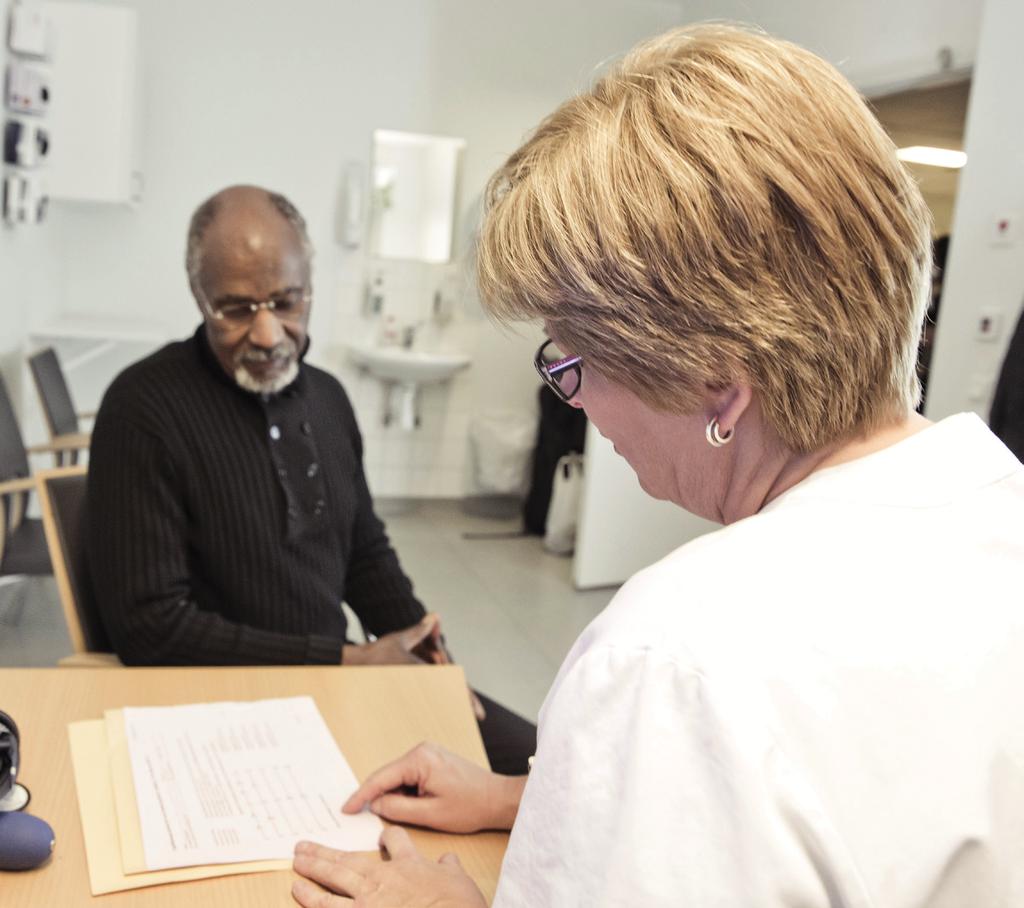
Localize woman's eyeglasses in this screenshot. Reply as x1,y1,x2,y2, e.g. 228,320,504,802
535,338,583,403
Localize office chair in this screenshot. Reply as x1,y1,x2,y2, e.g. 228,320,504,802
36,466,120,667
28,348,93,467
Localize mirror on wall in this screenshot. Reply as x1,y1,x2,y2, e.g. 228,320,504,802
370,129,466,264
871,77,970,411
871,79,969,237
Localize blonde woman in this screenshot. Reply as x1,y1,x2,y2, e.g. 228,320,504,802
292,25,1024,908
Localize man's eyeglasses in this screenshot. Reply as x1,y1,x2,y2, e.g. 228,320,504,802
535,338,583,403
205,291,311,328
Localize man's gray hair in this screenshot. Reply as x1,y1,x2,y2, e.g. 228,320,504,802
185,189,314,286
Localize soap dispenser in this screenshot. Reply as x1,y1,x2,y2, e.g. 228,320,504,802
364,273,385,316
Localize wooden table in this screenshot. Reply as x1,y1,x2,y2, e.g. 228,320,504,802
0,666,509,906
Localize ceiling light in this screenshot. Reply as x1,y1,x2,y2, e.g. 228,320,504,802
896,146,967,169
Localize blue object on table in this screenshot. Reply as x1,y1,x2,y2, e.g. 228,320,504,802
0,811,55,870
0,709,54,871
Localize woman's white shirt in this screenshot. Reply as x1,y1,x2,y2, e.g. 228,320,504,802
494,413,1024,907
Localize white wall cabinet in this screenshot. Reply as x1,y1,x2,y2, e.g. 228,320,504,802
43,1,141,205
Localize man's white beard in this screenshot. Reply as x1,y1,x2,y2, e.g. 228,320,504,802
234,359,299,395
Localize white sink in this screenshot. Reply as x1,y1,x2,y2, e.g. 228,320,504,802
346,342,471,385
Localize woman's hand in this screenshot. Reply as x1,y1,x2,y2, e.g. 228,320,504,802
292,828,486,908
343,741,525,833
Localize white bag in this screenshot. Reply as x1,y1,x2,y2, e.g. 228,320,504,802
469,410,536,495
544,453,584,555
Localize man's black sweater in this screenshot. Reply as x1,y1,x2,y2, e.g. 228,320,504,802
86,327,426,665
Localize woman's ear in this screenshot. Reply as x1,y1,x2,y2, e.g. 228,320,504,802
708,384,753,435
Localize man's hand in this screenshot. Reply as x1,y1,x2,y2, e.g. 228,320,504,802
343,741,525,833
291,828,486,908
412,622,487,722
345,616,487,722
410,614,447,664
342,614,440,666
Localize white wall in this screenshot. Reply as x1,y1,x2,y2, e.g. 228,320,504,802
677,0,981,92
39,0,683,497
922,0,1024,423
0,230,63,435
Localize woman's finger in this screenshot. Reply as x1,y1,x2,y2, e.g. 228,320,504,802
294,842,378,874
380,825,418,860
369,791,442,826
293,854,369,898
294,842,351,865
291,876,355,907
343,753,424,814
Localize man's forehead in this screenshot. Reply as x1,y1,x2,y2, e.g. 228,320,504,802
199,214,307,284
203,199,299,250
203,227,302,264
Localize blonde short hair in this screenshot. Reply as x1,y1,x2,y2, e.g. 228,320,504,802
477,24,932,452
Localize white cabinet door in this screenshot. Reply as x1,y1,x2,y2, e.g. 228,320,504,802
44,1,141,205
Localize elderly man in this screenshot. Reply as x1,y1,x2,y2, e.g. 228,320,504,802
86,185,535,774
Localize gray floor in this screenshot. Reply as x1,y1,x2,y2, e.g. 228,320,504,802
381,500,617,720
0,501,617,721
0,576,74,666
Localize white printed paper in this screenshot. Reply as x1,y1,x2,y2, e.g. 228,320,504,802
123,697,382,871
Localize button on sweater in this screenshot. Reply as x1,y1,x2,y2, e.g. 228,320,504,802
86,326,426,666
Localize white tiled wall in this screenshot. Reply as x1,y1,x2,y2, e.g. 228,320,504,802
361,377,476,499
320,256,539,499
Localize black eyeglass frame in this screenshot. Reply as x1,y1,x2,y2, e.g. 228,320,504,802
534,338,583,403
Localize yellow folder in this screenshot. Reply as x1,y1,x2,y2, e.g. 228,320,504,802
68,715,288,895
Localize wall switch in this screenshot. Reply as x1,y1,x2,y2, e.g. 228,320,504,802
975,308,1003,342
5,62,50,115
990,212,1019,247
7,6,54,59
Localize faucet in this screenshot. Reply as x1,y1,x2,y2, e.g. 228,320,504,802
400,321,425,349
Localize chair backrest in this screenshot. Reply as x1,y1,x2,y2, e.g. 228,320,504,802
37,466,112,654
0,376,32,540
29,348,79,437
0,375,30,483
